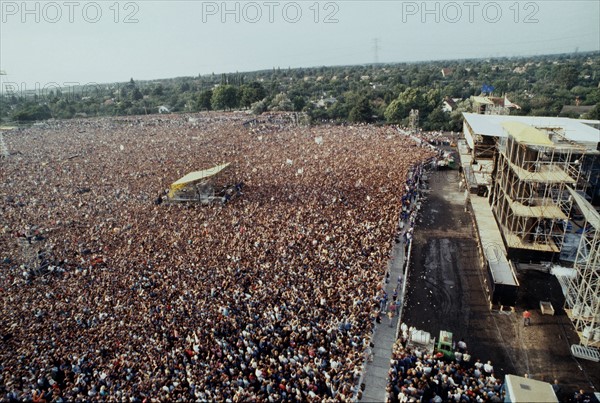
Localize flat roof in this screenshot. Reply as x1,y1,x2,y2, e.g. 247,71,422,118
505,374,558,403
463,113,600,148
470,195,518,286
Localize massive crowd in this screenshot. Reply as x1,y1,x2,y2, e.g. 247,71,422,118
396,128,456,147
0,113,436,401
387,330,504,403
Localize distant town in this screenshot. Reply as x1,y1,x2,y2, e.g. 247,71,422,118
1,52,598,128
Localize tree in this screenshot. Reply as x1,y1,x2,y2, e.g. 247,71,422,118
169,93,186,112
240,82,266,108
529,95,554,116
583,101,600,120
131,87,143,101
384,98,405,123
196,90,213,111
211,85,239,110
424,107,450,131
384,88,424,123
180,82,191,92
327,100,350,121
117,99,132,115
291,96,306,112
1,53,598,123
152,85,164,96
554,65,578,90
269,93,293,111
51,99,76,119
349,97,374,123
449,99,473,131
12,103,52,122
251,99,268,115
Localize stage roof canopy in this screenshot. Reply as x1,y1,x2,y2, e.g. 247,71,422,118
169,163,230,196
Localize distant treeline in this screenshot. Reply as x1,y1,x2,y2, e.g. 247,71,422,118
2,52,599,129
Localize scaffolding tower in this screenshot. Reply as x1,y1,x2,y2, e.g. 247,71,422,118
564,189,600,350
491,123,588,259
409,109,419,133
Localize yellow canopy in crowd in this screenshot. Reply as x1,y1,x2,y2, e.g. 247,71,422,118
168,163,230,198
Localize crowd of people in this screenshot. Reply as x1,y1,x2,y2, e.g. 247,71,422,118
0,113,437,401
396,128,456,148
386,335,504,403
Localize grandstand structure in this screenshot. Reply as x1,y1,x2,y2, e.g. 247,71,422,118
460,112,600,354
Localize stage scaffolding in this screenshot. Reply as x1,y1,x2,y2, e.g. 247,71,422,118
491,122,588,256
563,189,600,349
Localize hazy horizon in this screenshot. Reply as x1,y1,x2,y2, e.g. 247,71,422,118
1,0,599,90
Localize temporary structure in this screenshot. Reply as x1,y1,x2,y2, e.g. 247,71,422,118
168,163,235,203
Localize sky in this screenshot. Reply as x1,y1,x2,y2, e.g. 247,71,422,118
1,0,599,91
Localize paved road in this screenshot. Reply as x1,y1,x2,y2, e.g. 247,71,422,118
360,239,405,402
402,169,515,373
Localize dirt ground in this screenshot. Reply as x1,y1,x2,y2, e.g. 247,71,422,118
401,167,600,401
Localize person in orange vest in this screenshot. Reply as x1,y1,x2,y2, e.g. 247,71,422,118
523,309,531,326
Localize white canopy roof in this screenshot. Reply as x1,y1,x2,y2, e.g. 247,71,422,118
463,113,599,150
